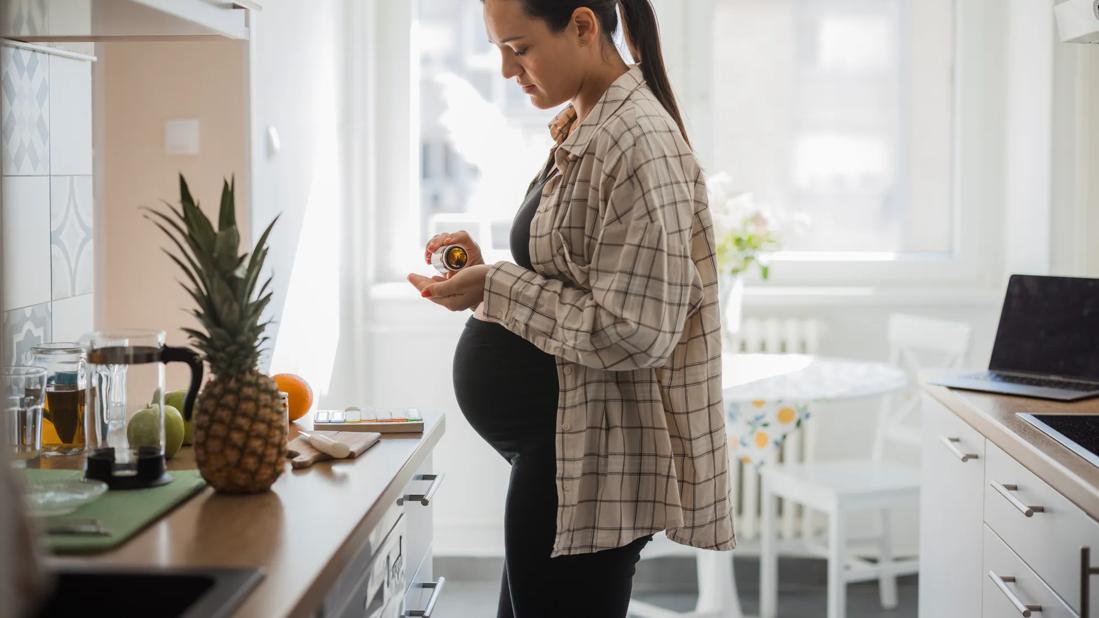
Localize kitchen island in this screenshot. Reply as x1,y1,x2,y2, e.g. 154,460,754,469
44,411,446,618
918,373,1099,618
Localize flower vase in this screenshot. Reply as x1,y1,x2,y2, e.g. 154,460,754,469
719,274,744,345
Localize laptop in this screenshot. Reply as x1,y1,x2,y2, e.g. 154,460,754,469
929,274,1099,401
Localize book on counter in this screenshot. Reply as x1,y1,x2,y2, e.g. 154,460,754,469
312,407,424,433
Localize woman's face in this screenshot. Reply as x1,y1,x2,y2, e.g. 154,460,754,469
483,0,592,110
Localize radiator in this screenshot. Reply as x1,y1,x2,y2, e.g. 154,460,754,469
729,317,823,543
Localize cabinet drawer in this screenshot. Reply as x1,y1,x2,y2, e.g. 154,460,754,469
399,454,439,583
985,441,1099,615
983,525,1077,618
403,544,445,618
323,503,406,618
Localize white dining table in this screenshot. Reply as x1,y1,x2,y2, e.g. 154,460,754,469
722,353,909,467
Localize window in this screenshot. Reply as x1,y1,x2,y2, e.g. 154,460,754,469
709,0,956,257
372,0,980,287
417,1,559,263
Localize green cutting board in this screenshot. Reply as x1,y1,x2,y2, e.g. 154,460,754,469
21,469,207,554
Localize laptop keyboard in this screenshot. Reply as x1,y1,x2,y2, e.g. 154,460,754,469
974,372,1099,392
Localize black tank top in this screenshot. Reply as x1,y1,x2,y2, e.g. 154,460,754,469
451,163,559,451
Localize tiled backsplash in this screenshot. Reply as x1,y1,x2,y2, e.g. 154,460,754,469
1,42,94,365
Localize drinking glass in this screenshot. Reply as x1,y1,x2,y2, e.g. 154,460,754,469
3,366,48,466
27,343,89,456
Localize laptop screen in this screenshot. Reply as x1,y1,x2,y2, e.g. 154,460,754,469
989,275,1099,380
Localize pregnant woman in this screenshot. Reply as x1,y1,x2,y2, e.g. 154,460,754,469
407,1,735,616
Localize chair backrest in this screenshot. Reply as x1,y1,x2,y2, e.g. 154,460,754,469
871,313,972,460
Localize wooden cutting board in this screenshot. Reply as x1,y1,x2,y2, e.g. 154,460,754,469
286,432,381,469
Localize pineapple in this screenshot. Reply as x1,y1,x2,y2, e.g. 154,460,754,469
144,175,284,493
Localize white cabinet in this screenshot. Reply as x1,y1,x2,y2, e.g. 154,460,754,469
920,390,1099,618
918,394,986,618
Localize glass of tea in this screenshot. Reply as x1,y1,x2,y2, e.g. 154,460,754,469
3,366,47,466
27,343,89,456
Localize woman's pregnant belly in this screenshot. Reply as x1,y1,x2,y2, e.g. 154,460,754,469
452,316,559,455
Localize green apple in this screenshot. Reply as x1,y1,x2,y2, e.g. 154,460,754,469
127,404,185,459
163,390,192,445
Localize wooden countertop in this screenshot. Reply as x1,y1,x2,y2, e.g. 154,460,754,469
42,411,445,618
922,371,1099,521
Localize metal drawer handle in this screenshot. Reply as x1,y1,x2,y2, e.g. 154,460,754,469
988,571,1043,616
991,481,1046,518
939,436,978,462
1083,547,1099,618
402,577,446,617
397,473,445,506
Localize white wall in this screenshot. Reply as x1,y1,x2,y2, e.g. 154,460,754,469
96,39,249,391
247,0,368,408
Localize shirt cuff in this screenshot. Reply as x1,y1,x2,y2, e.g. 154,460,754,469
482,261,536,327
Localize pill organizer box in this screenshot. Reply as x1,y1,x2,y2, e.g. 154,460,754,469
312,407,425,433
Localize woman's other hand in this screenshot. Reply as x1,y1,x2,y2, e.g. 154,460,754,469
424,230,484,278
407,264,490,311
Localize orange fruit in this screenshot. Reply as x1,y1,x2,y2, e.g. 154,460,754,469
273,373,313,421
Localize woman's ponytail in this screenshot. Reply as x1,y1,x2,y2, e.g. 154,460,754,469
500,0,692,146
618,0,690,146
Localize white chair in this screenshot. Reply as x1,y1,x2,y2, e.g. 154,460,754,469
759,313,972,618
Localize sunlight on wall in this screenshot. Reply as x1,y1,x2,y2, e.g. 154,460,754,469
268,131,342,397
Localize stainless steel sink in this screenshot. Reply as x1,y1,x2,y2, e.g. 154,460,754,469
32,567,264,618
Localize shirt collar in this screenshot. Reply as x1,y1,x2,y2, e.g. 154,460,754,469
546,64,646,156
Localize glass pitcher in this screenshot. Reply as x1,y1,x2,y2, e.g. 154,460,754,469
26,343,89,456
85,330,202,489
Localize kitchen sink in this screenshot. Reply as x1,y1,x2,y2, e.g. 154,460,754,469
32,567,264,618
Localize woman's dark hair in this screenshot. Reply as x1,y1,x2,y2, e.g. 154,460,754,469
506,0,690,146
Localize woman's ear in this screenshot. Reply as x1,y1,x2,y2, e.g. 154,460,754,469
570,7,600,46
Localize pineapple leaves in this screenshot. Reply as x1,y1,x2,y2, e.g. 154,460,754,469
218,177,236,232
144,174,280,376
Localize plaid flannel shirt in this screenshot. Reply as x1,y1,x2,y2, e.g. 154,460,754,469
482,65,736,557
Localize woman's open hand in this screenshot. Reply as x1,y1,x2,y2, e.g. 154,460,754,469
424,230,484,279
407,264,491,312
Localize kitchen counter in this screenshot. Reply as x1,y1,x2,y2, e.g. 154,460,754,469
922,370,1099,520
43,411,445,618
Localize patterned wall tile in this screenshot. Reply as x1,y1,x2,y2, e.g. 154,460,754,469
1,46,49,176
51,175,93,299
2,175,51,311
3,302,51,366
4,0,47,37
49,55,92,176
52,293,92,343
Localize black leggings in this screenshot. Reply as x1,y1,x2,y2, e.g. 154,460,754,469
496,437,652,618
453,317,652,618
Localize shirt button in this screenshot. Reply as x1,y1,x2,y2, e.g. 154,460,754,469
563,366,574,376
561,422,570,431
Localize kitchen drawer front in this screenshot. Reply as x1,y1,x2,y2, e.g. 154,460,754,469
983,525,1077,618
985,441,1099,615
400,453,438,585
324,503,406,618
340,513,407,618
403,544,446,618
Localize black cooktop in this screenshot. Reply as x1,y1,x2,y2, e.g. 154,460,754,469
1019,413,1099,469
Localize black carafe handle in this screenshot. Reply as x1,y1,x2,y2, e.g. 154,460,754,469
160,346,203,422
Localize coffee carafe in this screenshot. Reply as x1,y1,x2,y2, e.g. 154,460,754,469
84,330,202,489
